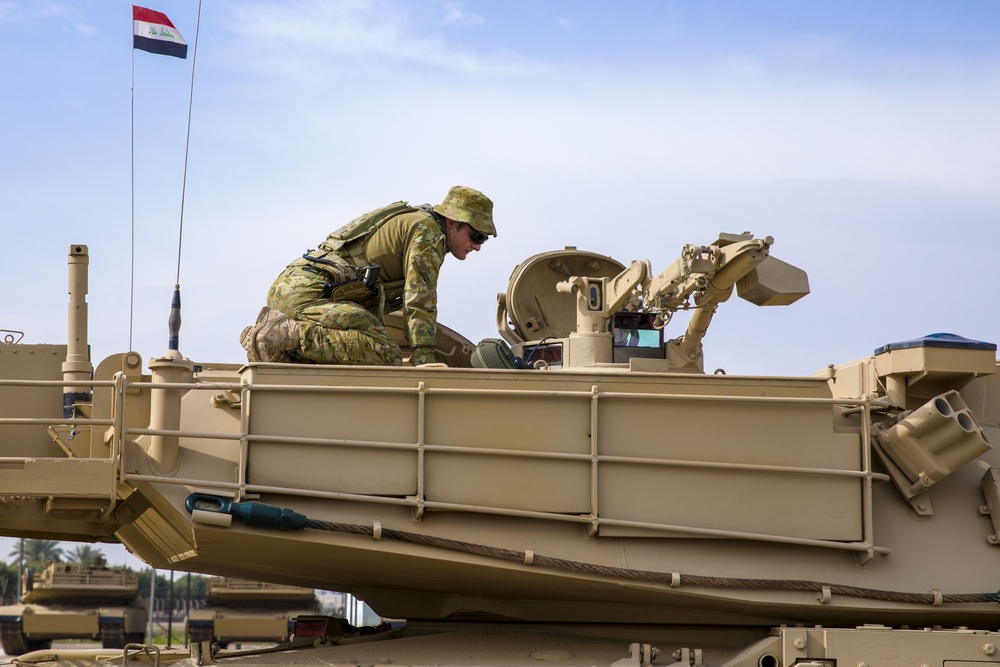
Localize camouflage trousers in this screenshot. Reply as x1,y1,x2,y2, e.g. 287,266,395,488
267,263,403,366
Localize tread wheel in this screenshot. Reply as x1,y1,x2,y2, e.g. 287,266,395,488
0,620,51,656
187,622,214,645
1,620,27,656
100,622,126,649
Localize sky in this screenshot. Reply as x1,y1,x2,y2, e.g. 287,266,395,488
1,0,999,567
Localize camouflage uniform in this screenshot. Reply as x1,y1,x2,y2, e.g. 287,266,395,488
267,209,448,366
243,186,495,366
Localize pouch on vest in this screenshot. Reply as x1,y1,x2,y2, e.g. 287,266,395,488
471,338,523,369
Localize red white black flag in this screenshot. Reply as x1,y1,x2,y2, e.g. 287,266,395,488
132,6,188,59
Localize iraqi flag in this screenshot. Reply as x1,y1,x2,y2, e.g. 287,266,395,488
133,6,188,59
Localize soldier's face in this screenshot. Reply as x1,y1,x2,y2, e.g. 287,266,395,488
447,220,483,261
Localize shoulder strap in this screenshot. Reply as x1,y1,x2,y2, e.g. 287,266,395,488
318,201,417,262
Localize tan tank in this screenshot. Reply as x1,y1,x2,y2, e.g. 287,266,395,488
186,577,318,646
1,238,999,665
0,561,147,654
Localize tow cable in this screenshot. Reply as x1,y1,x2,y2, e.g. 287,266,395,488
184,492,1000,607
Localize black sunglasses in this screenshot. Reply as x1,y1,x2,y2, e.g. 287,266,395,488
467,226,488,245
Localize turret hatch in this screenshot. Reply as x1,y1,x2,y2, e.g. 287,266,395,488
497,247,625,346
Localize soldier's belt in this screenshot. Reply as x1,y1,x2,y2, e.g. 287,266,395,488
298,252,382,306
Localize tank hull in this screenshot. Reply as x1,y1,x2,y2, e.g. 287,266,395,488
187,608,316,645
85,360,996,630
0,604,146,653
187,577,319,645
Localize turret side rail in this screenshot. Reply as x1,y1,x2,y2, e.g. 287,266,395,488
115,372,887,558
0,376,117,504
0,370,884,557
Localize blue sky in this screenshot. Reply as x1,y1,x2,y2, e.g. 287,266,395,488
1,0,999,565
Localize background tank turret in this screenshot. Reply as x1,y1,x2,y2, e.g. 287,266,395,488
186,577,319,646
0,560,147,654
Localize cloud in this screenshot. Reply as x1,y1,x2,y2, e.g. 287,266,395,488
441,1,484,27
226,0,529,76
210,3,1000,195
0,1,96,35
0,0,64,23
300,69,999,192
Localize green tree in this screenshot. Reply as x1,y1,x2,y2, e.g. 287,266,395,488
136,569,207,604
7,539,63,571
66,544,103,568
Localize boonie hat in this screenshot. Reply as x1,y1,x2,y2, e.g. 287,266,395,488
434,186,497,237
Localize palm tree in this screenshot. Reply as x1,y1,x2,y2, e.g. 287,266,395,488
67,544,103,568
8,539,64,571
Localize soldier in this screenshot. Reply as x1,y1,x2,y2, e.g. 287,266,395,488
241,186,496,366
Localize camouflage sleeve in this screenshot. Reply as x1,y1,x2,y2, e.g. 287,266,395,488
403,222,446,365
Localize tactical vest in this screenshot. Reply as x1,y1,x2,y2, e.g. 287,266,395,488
313,201,435,266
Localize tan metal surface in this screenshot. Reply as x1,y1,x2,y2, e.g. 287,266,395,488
1,239,999,665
